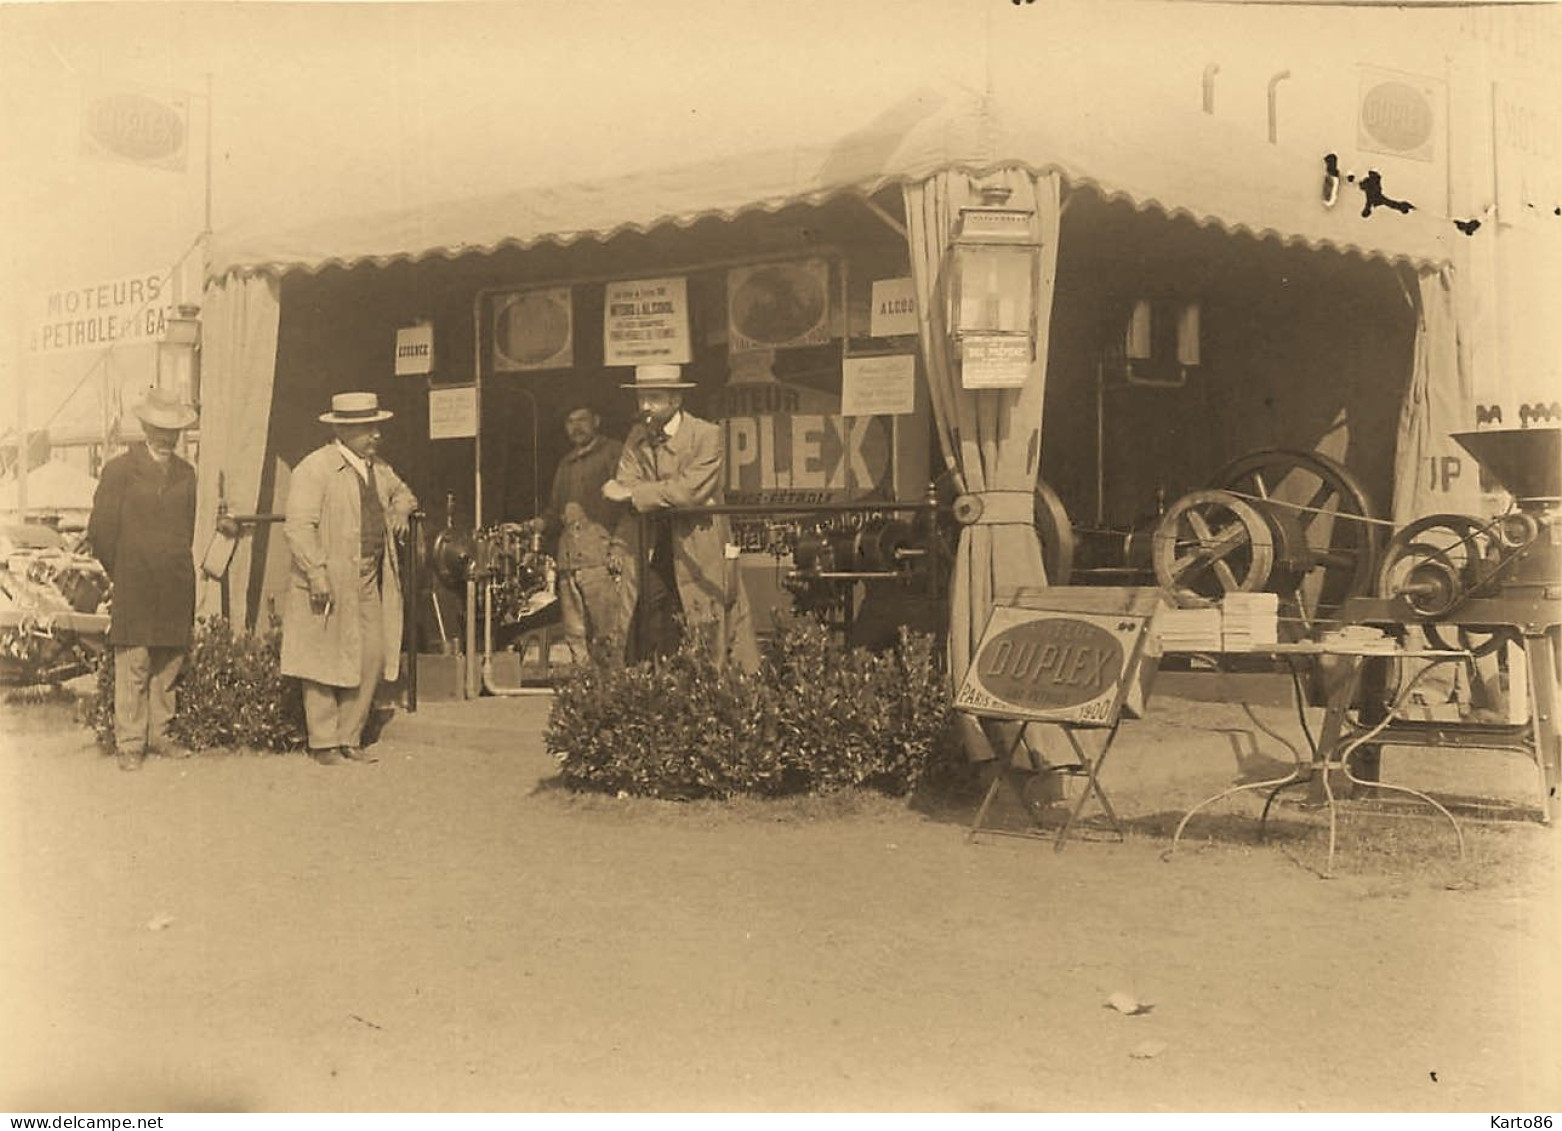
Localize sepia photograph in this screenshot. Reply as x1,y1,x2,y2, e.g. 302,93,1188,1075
0,0,1558,1115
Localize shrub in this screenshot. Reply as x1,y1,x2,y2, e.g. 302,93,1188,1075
90,616,306,752
547,616,973,800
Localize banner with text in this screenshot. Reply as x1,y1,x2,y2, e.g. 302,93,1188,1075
603,277,691,366
26,272,175,356
80,82,191,173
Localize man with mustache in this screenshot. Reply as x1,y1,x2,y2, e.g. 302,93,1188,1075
602,364,758,671
280,392,418,764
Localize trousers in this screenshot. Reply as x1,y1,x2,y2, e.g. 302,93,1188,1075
302,570,384,750
114,645,185,754
558,565,622,663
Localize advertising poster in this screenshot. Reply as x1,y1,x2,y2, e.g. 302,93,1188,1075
603,276,691,366
493,287,573,371
728,259,832,353
429,385,478,440
716,353,891,509
841,355,916,417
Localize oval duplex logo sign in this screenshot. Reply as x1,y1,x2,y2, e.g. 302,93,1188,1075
1361,81,1433,154
975,616,1124,710
85,93,185,164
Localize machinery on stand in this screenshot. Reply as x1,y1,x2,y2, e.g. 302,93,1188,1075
423,497,560,697
732,499,951,649
1055,447,1384,637
0,521,111,686
1344,427,1562,821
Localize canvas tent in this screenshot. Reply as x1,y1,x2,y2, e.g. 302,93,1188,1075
201,24,1483,685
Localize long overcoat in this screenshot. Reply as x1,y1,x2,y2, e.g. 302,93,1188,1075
279,444,418,687
617,414,759,671
87,444,197,648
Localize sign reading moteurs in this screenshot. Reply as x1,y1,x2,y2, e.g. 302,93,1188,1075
955,604,1148,726
27,272,175,355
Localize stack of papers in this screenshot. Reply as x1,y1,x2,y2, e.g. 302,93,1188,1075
1320,625,1400,654
1154,606,1223,652
1221,592,1279,652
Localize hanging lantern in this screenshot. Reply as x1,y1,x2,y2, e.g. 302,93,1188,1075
950,185,1041,389
157,303,203,408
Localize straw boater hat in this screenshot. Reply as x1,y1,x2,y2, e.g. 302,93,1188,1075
319,391,394,424
132,387,198,431
620,363,696,391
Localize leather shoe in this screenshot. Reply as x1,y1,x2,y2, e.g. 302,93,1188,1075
308,747,343,765
116,748,146,772
338,746,378,764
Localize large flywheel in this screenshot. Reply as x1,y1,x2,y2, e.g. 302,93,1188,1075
1206,448,1382,631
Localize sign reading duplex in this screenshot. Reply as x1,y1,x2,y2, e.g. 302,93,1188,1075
955,605,1145,726
28,272,175,355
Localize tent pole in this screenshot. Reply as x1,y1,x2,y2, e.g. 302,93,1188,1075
467,291,484,699
14,297,26,517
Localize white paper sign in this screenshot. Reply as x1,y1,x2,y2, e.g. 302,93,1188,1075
960,334,1031,390
604,276,691,366
429,386,477,440
841,355,916,417
869,277,918,337
395,324,435,376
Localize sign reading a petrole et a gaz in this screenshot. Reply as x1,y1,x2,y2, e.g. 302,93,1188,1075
27,272,176,355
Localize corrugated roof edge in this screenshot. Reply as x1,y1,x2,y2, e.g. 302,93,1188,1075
208,160,1450,284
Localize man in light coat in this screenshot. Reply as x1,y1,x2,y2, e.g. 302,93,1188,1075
87,387,199,771
603,364,759,671
281,392,418,764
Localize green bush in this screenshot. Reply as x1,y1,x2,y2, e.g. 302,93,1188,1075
90,616,306,752
547,616,973,800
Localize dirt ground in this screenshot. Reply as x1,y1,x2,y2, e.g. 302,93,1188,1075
1,687,1557,1113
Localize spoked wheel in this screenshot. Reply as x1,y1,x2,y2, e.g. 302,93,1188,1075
1033,479,1076,586
1152,489,1276,607
1212,449,1382,633
1377,513,1515,658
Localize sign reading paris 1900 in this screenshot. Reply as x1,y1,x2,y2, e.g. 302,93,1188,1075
955,605,1146,726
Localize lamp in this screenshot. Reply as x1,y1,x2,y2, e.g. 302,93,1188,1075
951,185,1041,389
157,303,203,408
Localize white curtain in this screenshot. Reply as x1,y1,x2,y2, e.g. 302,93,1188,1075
1392,267,1482,525
193,272,282,626
904,166,1063,689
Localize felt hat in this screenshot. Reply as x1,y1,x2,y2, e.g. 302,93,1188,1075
132,387,198,431
318,391,394,424
620,363,696,391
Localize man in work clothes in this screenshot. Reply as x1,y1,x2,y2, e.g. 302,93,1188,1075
87,387,199,771
280,392,418,765
529,403,630,663
602,364,759,671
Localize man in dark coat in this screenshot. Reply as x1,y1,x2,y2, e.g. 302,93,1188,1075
87,387,199,771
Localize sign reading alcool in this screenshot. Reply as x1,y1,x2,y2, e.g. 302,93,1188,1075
603,277,691,366
955,605,1144,726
